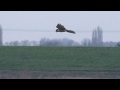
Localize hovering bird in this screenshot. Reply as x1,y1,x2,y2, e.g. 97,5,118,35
56,23,76,34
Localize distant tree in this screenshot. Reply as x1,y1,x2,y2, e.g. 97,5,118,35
92,26,103,46
117,42,120,47
39,38,48,46
92,29,97,46
61,38,75,46
0,25,3,46
13,41,20,46
97,26,103,46
67,39,74,46
8,41,14,46
39,37,80,46
20,40,31,46
4,42,9,46
48,39,61,46
31,41,39,46
81,38,91,46
103,41,117,47
73,42,80,46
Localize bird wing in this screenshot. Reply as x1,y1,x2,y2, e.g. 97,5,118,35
66,29,76,34
56,24,66,30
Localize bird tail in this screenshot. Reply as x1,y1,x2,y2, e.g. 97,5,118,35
66,29,76,34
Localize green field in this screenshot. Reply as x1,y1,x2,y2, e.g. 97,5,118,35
0,46,120,70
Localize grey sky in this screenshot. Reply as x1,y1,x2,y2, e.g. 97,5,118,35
0,11,120,43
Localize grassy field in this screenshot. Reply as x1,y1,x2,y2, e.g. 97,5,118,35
0,46,120,71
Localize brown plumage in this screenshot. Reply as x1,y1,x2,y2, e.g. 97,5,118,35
56,23,76,34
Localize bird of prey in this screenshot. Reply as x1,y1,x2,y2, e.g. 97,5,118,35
56,23,76,34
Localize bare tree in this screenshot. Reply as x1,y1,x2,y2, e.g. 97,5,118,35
39,37,80,46
31,41,39,46
0,25,3,46
13,41,20,46
92,26,103,46
117,42,120,47
8,41,14,46
4,42,9,46
20,40,31,46
39,38,48,46
81,38,91,46
97,26,103,46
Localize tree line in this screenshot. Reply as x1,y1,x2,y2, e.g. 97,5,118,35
0,25,119,47
4,38,80,46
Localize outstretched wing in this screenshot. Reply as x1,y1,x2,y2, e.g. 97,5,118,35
56,23,66,30
66,29,76,34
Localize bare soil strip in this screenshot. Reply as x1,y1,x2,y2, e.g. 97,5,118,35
0,70,120,79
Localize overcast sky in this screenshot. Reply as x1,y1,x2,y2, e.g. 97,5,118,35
0,11,120,43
